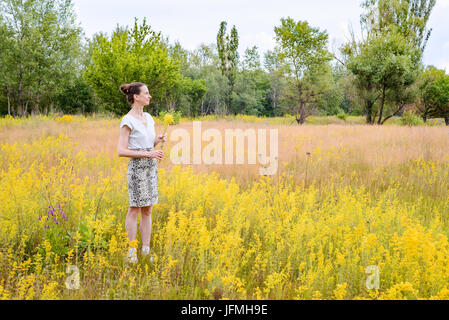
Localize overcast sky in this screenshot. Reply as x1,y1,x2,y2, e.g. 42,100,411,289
72,0,449,71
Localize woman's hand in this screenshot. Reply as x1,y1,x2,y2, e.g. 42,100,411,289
155,133,167,144
147,150,164,160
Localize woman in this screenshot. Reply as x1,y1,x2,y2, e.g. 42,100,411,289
117,82,166,264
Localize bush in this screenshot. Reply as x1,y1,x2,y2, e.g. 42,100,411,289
424,119,441,126
56,77,96,114
401,110,424,126
337,112,347,121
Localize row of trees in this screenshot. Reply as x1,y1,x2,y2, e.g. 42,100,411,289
340,0,449,124
1,0,448,124
0,0,93,116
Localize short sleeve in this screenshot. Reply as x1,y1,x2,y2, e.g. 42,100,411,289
120,116,133,130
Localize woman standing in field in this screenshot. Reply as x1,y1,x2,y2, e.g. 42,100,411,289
117,82,166,264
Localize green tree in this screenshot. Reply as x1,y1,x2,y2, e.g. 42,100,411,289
216,21,239,115
418,66,449,124
168,40,190,76
264,49,287,116
318,64,346,116
343,31,420,124
55,76,96,114
84,18,180,116
274,17,332,124
342,0,434,124
190,43,221,71
188,43,228,115
165,41,208,117
232,46,271,116
165,76,207,117
242,46,261,71
233,68,270,116
361,0,436,54
183,78,208,117
0,0,82,116
0,14,14,115
201,68,229,115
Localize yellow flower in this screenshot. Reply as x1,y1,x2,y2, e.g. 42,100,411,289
333,283,347,300
129,240,138,249
163,113,175,126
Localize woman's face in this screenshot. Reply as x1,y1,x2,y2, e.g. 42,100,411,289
135,85,152,106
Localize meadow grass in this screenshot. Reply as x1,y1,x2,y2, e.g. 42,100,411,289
0,114,448,300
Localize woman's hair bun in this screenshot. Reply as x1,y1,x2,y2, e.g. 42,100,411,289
120,84,131,95
119,82,146,105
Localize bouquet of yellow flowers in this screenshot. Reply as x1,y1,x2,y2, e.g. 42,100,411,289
160,113,175,150
157,112,176,162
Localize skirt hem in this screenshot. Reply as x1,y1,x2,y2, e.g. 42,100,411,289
128,200,159,208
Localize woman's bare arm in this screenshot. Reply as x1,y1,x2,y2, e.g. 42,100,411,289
117,125,149,158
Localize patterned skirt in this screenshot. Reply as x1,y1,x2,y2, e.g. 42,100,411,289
127,147,158,207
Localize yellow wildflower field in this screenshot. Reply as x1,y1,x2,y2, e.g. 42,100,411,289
0,115,449,300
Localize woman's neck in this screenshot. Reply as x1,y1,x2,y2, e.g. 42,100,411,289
130,105,144,117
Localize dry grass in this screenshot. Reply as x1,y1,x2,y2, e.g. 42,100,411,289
3,117,448,188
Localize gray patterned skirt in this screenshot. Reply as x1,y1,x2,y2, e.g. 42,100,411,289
127,147,158,207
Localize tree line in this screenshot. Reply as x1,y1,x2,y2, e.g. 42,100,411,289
0,0,448,124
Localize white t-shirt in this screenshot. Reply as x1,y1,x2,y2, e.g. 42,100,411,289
120,112,156,150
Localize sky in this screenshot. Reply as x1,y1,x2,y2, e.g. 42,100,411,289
72,0,449,71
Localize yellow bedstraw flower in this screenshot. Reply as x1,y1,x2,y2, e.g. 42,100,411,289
129,240,138,249
158,113,176,161
163,113,175,126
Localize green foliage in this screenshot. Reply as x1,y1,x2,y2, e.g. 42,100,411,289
200,67,229,115
217,21,239,114
55,77,96,114
342,0,436,125
418,66,449,121
343,30,420,124
274,17,332,124
318,65,353,116
0,0,83,116
84,18,180,116
337,112,347,121
168,41,190,76
361,0,436,54
263,50,288,117
275,18,331,79
401,109,424,126
242,46,261,71
0,1,440,122
168,77,208,117
232,69,270,116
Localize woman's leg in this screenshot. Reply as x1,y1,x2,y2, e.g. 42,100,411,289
140,205,153,248
125,206,140,242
